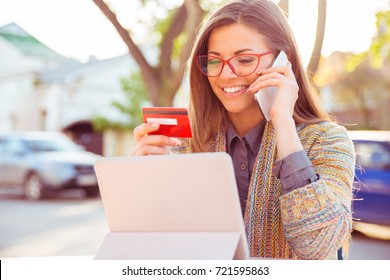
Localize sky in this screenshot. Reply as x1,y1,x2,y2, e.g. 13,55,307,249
0,0,389,64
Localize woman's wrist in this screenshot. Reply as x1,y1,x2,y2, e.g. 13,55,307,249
271,112,295,131
272,114,304,160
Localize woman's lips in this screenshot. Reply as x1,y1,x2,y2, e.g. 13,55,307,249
222,85,249,97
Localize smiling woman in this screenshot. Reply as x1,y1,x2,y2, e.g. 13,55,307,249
131,0,356,260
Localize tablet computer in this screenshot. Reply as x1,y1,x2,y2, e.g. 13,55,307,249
94,152,249,260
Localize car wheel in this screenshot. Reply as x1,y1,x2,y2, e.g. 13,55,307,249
24,174,44,201
84,187,99,198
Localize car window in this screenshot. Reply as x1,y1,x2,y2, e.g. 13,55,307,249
4,138,26,156
24,137,79,153
0,138,6,153
355,141,390,169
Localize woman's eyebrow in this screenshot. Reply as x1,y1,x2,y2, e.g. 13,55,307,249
234,48,255,54
207,48,255,56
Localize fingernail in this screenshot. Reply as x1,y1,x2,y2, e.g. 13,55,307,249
151,122,159,128
170,137,181,146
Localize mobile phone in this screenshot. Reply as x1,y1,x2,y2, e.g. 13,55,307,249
254,50,289,121
142,107,193,138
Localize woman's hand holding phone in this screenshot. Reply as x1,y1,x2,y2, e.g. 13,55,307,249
249,51,299,124
257,62,298,124
249,51,302,160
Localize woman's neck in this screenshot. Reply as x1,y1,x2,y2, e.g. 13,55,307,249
228,109,264,137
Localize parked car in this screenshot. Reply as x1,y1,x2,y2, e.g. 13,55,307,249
0,131,101,200
348,130,390,226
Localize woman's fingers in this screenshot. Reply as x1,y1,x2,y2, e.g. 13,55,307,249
253,69,299,99
259,62,294,78
132,145,172,156
136,134,181,148
131,123,182,156
251,73,287,89
249,63,296,92
133,122,160,142
247,62,299,121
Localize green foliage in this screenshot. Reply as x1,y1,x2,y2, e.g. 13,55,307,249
117,71,149,127
339,5,390,130
172,33,187,59
370,9,390,67
92,116,128,131
154,7,176,39
92,71,149,132
346,51,367,72
132,0,183,45
348,7,390,71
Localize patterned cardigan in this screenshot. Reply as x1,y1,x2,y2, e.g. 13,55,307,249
174,121,355,259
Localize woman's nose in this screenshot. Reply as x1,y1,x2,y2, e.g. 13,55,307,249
219,63,237,78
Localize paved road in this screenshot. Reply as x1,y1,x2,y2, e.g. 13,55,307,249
0,190,389,259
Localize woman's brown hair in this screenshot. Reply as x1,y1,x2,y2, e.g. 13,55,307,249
188,0,331,152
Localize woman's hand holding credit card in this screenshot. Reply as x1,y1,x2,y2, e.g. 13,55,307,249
131,107,192,156
142,107,192,138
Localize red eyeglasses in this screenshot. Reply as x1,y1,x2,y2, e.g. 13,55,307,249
196,51,273,77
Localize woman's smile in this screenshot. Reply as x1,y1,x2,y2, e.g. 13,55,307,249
222,85,250,97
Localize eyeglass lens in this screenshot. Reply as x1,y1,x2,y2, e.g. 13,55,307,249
197,54,260,77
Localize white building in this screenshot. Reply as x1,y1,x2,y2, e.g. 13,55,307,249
0,23,140,155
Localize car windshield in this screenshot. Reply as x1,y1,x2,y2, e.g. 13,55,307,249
24,137,80,153
356,141,390,168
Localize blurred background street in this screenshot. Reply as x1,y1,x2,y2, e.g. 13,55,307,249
0,189,389,260
0,190,107,258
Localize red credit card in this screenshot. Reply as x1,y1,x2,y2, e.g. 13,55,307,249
142,107,193,138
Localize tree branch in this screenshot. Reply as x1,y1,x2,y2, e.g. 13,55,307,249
159,3,187,75
92,0,157,80
168,0,203,100
307,0,326,76
278,0,289,18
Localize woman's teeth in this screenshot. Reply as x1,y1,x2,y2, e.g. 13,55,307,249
223,86,247,93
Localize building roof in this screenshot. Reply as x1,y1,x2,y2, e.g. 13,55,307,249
0,23,156,86
0,22,74,63
39,53,133,84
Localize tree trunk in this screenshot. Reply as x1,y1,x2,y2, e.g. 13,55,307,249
278,0,289,18
158,0,203,106
307,0,327,76
92,0,203,107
